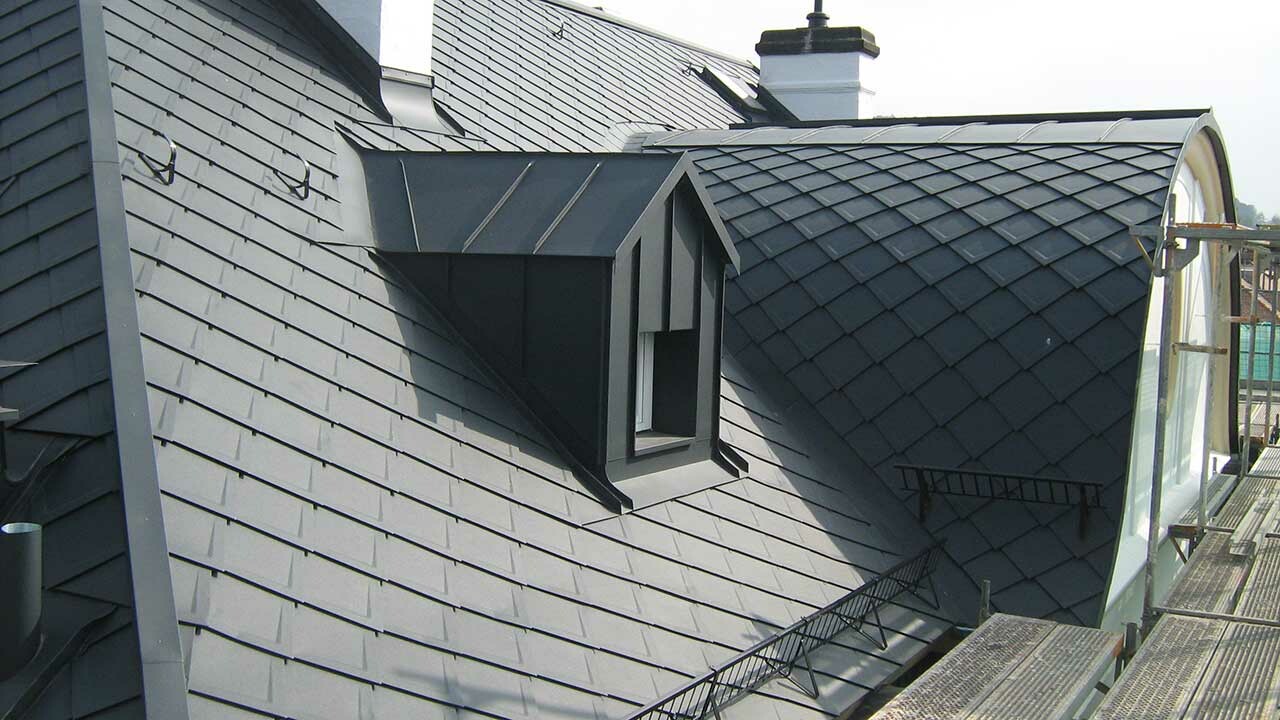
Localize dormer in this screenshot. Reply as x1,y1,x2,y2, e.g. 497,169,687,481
350,152,741,510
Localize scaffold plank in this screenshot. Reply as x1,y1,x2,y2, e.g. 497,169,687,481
1184,621,1280,720
870,614,1052,720
1165,532,1249,614
869,614,1119,720
1092,615,1225,720
1237,537,1280,621
965,622,1120,720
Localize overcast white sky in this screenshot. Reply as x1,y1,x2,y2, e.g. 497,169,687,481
598,0,1280,215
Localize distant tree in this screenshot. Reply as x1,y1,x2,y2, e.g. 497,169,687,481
1237,199,1261,227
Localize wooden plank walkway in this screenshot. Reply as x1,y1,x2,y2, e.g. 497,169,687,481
1094,445,1280,718
869,614,1120,720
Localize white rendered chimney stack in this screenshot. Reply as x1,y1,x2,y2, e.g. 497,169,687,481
755,1,879,121
312,0,449,131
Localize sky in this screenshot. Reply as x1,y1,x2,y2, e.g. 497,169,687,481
597,0,1280,215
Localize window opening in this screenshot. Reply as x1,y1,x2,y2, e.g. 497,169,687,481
635,331,655,432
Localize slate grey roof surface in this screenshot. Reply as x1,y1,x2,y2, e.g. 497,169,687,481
430,0,761,151
0,0,148,715
78,0,952,717
641,120,1200,625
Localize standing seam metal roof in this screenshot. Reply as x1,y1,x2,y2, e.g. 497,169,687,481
642,118,1211,624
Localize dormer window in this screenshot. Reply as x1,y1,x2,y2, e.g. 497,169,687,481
350,151,741,511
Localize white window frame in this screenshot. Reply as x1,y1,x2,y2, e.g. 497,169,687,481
635,332,655,432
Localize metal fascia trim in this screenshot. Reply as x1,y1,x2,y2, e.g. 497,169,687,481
75,1,191,717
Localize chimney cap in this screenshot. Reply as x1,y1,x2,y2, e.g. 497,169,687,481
806,0,829,28
756,25,880,58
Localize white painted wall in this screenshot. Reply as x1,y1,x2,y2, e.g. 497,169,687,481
1101,130,1231,629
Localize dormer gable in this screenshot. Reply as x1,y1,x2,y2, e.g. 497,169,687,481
352,151,741,511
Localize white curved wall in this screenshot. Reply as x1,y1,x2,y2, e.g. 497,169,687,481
1102,130,1232,628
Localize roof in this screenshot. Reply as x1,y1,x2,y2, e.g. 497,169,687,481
641,114,1213,624
358,150,738,265
0,0,955,718
0,0,1238,716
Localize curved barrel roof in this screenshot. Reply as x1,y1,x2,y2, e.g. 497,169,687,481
643,112,1223,623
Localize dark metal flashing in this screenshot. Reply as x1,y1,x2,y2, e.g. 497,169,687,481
359,150,741,267
756,25,880,58
370,251,634,514
278,1,392,120
76,1,190,717
731,107,1213,130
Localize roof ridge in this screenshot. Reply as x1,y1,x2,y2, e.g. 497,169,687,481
537,0,758,70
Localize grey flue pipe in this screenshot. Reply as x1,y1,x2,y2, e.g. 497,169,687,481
0,522,42,679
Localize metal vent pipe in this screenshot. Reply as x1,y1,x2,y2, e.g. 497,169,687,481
0,522,42,679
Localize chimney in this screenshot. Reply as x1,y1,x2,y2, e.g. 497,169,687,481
755,1,880,121
0,522,41,680
307,0,450,132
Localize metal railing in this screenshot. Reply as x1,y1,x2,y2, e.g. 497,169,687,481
627,545,941,720
897,463,1102,529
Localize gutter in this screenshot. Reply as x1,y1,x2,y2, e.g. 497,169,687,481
76,1,190,717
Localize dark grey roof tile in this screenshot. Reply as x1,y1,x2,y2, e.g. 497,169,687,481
788,360,833,403
968,289,1024,337
980,431,1050,476
867,264,925,306
846,423,894,467
896,287,953,335
1023,404,1091,463
1030,344,1097,401
844,365,902,418
827,285,885,332
950,227,1008,263
923,314,985,364
950,400,1011,456
735,260,790,302
876,396,932,452
799,263,857,305
1000,315,1063,368
965,549,1024,594
815,391,862,435
1011,261,1073,310
815,222,874,260
1075,316,1137,371
788,308,844,358
989,371,1055,429
1083,266,1148,315
883,339,945,391
916,369,978,425
854,312,915,363
839,242,896,282
760,283,818,329
977,243,1039,283
992,578,1060,618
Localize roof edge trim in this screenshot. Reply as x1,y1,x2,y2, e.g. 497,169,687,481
76,1,191,717
614,155,741,271
728,108,1213,130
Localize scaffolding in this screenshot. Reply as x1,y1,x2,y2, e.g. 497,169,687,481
1128,216,1280,631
